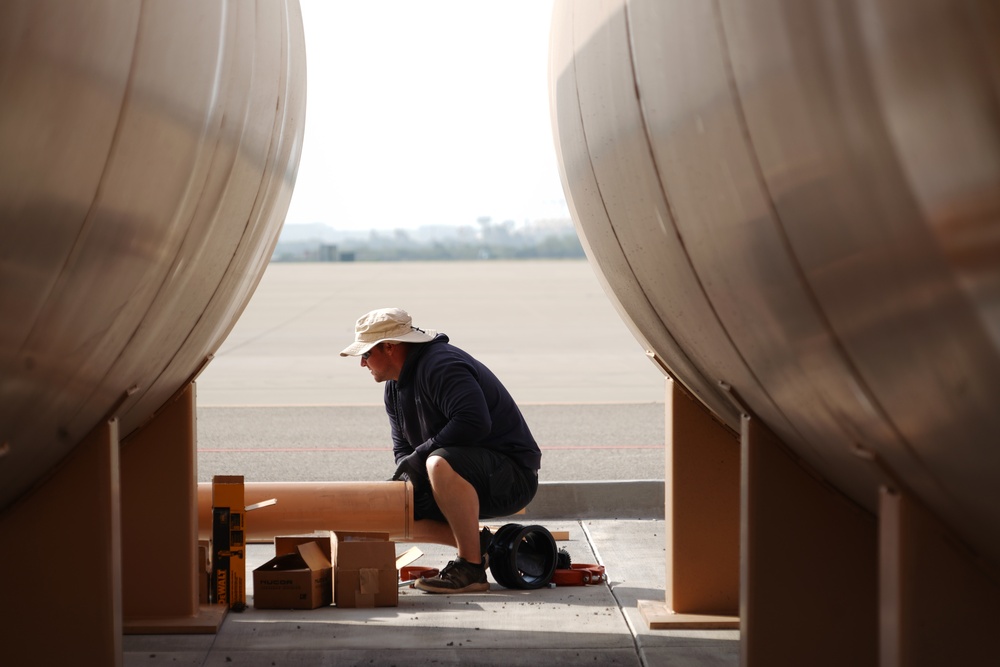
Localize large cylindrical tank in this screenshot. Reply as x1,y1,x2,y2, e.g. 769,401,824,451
0,0,306,511
549,1,1000,568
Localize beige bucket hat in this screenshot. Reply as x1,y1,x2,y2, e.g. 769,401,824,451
339,307,436,357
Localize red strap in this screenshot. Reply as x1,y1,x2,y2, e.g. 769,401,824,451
551,564,606,586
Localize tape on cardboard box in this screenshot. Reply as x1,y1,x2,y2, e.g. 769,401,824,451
332,531,398,608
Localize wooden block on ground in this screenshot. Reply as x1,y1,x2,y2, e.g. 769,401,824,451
638,600,739,630
482,525,570,541
122,605,227,635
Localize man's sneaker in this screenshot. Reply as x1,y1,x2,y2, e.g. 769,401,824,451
414,557,489,594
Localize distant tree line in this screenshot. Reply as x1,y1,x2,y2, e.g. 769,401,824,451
342,235,585,261
272,224,586,262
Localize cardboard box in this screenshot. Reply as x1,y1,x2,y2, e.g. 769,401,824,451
275,534,333,563
253,541,333,610
332,532,398,608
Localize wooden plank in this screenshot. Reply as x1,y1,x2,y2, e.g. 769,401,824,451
880,487,1000,667
122,604,226,635
483,525,569,542
638,600,738,629
121,383,199,621
0,420,123,666
741,415,877,667
665,379,740,615
121,382,228,634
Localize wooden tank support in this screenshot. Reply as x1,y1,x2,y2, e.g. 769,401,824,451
640,378,1000,666
0,419,123,667
0,376,417,664
879,487,1000,667
120,383,225,634
639,378,741,628
740,414,878,666
119,381,412,630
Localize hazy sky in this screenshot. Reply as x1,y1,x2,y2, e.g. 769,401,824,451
283,0,569,231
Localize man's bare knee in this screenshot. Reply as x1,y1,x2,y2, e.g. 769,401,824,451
426,455,455,479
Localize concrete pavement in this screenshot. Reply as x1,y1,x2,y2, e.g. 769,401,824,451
123,518,740,666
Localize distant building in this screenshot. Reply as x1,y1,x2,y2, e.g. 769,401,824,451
319,244,337,261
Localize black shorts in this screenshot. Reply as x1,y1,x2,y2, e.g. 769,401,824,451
412,447,538,522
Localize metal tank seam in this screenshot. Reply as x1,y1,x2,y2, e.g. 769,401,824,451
618,0,812,456
710,0,959,506
12,3,146,358
143,4,300,418
124,0,304,440
71,2,239,430
3,2,151,465
567,1,729,420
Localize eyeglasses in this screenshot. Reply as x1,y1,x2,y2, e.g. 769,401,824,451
362,343,381,360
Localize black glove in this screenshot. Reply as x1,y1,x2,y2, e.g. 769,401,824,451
392,451,426,482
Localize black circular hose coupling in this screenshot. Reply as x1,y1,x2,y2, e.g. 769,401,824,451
487,523,558,589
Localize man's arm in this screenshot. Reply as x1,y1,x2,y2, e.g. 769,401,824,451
384,383,414,463
412,357,492,456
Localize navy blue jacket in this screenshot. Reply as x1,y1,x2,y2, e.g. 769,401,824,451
384,334,541,471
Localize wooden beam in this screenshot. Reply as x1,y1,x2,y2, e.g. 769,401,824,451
640,378,740,629
740,415,877,667
0,420,123,666
879,487,1000,667
120,382,224,633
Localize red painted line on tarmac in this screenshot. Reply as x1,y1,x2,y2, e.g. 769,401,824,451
199,444,661,453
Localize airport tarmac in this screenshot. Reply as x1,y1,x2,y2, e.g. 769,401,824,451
197,403,665,484
139,260,740,666
195,260,668,484
195,260,667,408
